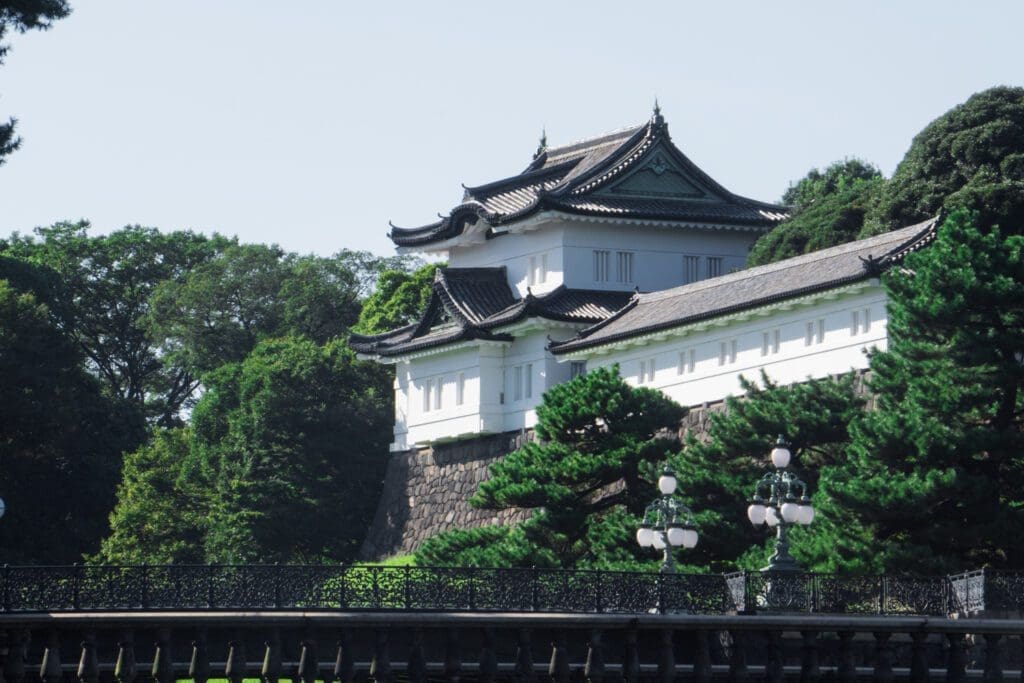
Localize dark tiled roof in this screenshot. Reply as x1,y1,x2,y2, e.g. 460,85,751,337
348,269,634,358
550,218,939,355
389,114,789,248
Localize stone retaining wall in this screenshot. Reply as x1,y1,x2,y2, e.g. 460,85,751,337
360,372,873,560
358,432,533,560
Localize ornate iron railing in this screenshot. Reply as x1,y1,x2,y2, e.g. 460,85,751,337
0,564,1019,615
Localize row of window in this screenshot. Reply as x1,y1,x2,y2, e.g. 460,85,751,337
422,373,466,412
594,251,725,285
638,308,875,383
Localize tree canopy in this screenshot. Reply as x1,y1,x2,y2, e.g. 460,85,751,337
822,210,1024,573
417,365,686,568
0,277,144,563
866,86,1024,236
748,160,884,267
670,373,865,572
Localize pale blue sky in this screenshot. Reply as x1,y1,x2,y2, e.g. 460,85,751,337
0,1,1020,257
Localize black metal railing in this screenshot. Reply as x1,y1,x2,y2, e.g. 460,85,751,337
1,564,1020,615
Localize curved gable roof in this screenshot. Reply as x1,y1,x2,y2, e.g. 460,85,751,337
389,112,789,248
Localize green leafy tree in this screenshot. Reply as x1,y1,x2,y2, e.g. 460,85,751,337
418,366,686,568
148,244,379,376
192,337,392,563
671,373,865,572
748,159,884,266
354,263,440,335
824,210,1024,573
866,86,1024,236
0,279,144,563
0,0,71,165
96,428,207,565
1,222,229,425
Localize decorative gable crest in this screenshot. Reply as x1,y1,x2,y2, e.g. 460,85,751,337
596,147,707,200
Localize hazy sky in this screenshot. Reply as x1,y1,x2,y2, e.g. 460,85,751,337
0,1,1020,257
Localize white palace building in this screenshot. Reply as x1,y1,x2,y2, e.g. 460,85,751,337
350,110,937,452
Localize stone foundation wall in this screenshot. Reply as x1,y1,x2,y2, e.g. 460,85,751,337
358,431,533,560
360,372,873,560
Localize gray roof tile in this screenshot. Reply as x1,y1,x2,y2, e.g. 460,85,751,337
551,218,939,354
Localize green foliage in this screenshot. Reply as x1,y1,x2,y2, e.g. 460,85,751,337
2,222,230,425
672,372,865,572
192,337,391,563
0,0,71,165
824,210,1024,573
748,160,884,266
354,263,440,335
866,86,1024,235
419,366,685,568
0,279,145,563
416,523,559,568
96,428,207,565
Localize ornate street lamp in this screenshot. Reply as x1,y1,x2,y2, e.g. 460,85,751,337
746,436,814,572
636,465,698,573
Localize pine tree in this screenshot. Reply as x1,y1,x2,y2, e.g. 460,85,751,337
418,365,686,568
671,372,865,572
825,210,1024,573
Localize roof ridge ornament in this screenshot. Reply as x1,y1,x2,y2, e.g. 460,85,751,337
533,127,548,160
653,98,664,126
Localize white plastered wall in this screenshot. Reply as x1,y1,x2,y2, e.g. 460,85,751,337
581,285,888,407
446,215,762,296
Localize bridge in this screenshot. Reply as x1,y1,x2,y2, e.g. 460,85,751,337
0,565,1020,682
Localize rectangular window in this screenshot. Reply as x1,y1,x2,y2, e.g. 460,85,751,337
805,322,814,347
688,349,695,372
513,366,523,401
456,372,465,406
527,256,536,286
570,361,587,379
761,332,770,357
706,257,723,279
817,319,825,344
718,342,727,366
638,360,647,384
540,254,548,284
683,255,701,284
434,377,442,410
525,363,533,399
730,340,737,363
647,358,655,383
593,250,610,282
863,308,871,333
678,351,687,375
423,379,432,412
616,251,634,283
773,329,780,354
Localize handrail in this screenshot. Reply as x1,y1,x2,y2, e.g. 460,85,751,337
0,564,1019,615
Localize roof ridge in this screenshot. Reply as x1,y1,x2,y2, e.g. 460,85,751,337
545,123,646,161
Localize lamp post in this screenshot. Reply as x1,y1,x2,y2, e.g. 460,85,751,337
636,466,698,573
746,436,814,572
